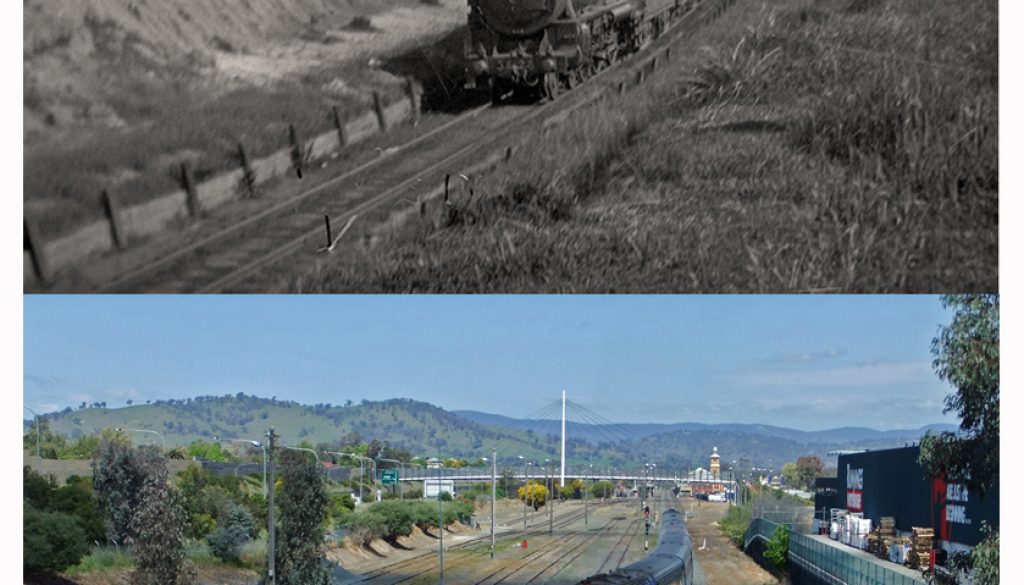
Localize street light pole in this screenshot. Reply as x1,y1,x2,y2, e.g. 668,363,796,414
490,448,496,559
437,447,444,585
266,427,278,585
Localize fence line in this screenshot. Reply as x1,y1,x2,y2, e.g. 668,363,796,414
25,84,421,286
744,518,927,585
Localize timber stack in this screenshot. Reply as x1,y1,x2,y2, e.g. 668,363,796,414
908,527,934,569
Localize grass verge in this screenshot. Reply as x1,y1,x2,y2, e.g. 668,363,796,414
293,0,996,293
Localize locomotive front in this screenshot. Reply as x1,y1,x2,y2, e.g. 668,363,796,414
465,0,593,99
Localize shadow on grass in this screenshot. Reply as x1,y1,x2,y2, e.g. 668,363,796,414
695,119,787,134
381,27,488,113
24,575,80,585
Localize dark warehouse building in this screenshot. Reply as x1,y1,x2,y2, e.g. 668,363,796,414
814,446,998,553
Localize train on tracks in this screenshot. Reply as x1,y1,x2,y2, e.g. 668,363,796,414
464,0,699,101
579,508,694,585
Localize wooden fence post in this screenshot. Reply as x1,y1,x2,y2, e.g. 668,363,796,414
664,46,672,62
372,91,388,132
289,124,303,179
636,69,645,85
181,162,200,218
618,81,627,95
332,105,347,148
101,190,128,250
651,56,659,72
238,142,256,198
24,216,49,284
405,77,420,126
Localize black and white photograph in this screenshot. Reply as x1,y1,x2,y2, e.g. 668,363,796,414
21,0,997,293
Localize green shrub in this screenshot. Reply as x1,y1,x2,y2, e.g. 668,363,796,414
64,546,135,575
370,500,414,542
24,467,57,510
719,502,752,546
589,480,615,499
51,481,107,544
411,501,439,533
208,504,256,563
24,503,90,575
239,535,268,567
344,510,387,547
764,524,789,569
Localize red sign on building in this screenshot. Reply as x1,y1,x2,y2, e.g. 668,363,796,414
846,465,864,512
847,489,863,512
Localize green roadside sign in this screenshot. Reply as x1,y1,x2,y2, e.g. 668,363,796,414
382,470,399,485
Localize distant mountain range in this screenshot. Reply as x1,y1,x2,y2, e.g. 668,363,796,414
28,395,954,471
453,410,955,446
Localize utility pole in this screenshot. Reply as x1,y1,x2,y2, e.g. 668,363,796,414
266,427,278,585
490,448,497,559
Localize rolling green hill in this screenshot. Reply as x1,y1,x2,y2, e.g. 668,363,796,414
37,395,567,461
31,394,936,472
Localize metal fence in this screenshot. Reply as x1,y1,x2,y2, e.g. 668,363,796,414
200,460,353,482
744,518,927,585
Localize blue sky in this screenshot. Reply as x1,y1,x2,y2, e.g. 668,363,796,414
23,295,955,430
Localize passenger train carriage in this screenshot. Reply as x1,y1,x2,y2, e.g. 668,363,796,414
579,509,694,585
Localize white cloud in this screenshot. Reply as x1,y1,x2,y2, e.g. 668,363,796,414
772,350,847,364
723,360,936,388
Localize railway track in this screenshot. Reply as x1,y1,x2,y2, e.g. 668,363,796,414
91,0,730,293
595,516,646,574
481,518,624,585
358,501,605,583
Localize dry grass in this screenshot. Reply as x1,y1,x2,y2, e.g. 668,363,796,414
292,0,996,292
23,0,460,238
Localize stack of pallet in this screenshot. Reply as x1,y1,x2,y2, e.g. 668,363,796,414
868,532,884,557
908,527,934,569
875,517,897,559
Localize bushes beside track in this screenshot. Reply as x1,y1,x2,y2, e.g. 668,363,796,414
343,499,475,547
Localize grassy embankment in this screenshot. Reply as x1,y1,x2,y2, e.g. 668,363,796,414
24,0,463,239
294,0,996,293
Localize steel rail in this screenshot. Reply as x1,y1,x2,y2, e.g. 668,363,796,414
97,0,728,293
213,0,729,293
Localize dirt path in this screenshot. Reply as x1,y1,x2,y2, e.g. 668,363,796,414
684,500,778,585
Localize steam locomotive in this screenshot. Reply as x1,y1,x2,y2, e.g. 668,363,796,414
579,508,694,585
464,0,696,101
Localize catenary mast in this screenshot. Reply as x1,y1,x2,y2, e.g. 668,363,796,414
560,390,566,487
